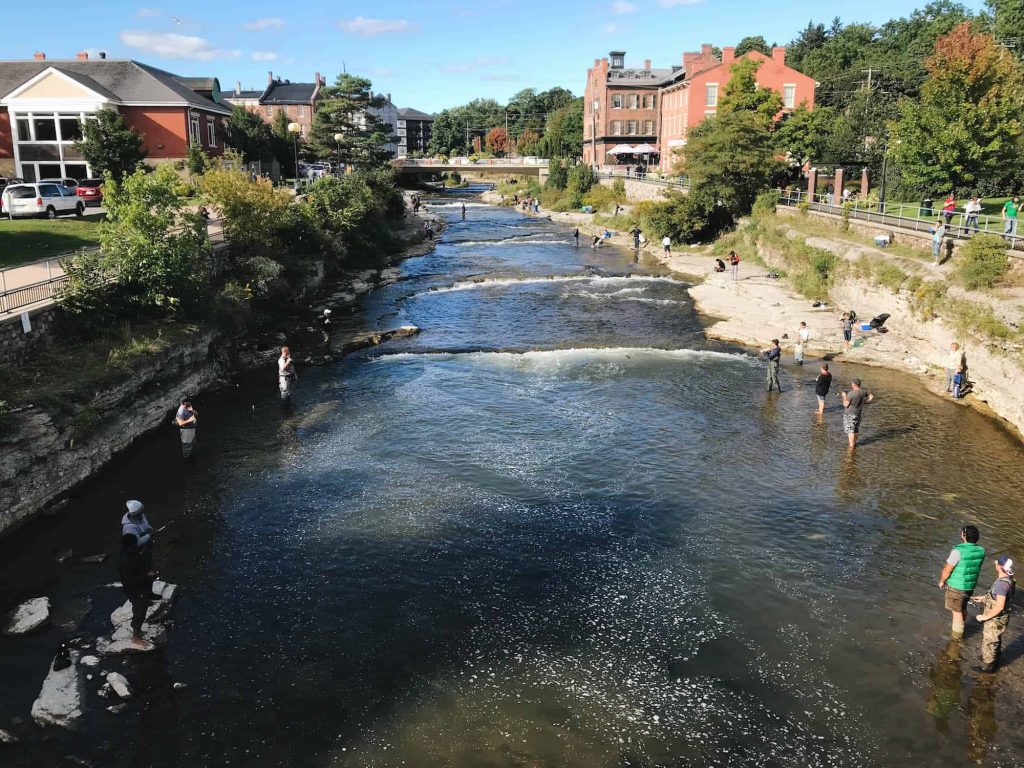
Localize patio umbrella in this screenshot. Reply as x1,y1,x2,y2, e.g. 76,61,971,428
606,145,635,155
632,143,659,154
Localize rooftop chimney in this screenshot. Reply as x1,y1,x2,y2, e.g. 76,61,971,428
76,51,89,60
700,43,713,57
98,51,107,59
683,51,698,74
722,46,735,64
33,51,46,60
772,46,786,65
315,71,322,86
643,59,651,70
268,70,274,84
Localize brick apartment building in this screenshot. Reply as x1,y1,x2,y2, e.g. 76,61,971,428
583,46,816,173
223,71,325,140
0,51,231,181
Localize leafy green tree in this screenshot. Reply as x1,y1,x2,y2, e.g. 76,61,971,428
987,0,1024,55
224,105,276,162
545,158,568,190
537,98,583,159
889,22,1024,195
428,98,506,155
786,21,829,72
310,74,394,168
735,36,772,56
774,105,837,167
676,59,784,216
60,165,209,321
73,108,146,182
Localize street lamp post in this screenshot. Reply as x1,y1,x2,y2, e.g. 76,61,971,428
287,122,302,190
333,132,344,174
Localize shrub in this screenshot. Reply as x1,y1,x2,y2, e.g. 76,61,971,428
567,163,596,198
546,159,568,190
582,183,625,212
874,262,909,292
956,234,1009,289
751,190,780,220
107,333,170,371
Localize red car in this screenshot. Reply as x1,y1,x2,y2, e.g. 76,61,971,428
76,178,104,207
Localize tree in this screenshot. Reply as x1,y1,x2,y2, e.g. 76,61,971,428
735,35,771,56
987,0,1024,55
310,73,394,168
786,21,829,72
73,108,146,182
485,126,510,156
537,98,583,159
516,128,541,156
60,165,209,322
774,105,838,167
545,158,568,190
224,105,276,162
675,59,784,216
889,22,1024,195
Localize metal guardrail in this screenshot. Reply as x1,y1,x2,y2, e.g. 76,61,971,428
596,170,690,191
0,218,227,317
777,189,1023,253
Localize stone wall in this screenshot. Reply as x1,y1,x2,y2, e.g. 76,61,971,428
598,176,675,203
0,308,57,366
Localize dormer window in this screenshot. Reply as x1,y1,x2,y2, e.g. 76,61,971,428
610,51,625,70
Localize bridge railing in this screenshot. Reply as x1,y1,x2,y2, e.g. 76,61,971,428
596,169,690,191
776,189,1023,253
395,157,549,167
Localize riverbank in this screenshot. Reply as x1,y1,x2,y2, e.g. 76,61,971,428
0,195,445,537
482,189,1024,441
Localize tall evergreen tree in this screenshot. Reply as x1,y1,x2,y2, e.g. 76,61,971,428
310,74,394,168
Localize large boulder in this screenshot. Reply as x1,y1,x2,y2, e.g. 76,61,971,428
2,597,50,635
97,582,177,656
31,652,83,729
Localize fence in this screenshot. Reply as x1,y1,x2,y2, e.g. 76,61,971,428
596,169,690,192
777,189,1022,253
0,219,227,318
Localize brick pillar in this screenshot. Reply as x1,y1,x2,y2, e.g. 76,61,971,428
806,169,817,202
833,168,844,206
860,167,869,198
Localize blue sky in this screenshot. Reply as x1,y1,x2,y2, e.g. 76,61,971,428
2,0,987,112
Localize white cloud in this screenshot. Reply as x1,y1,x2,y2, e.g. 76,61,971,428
242,17,285,31
605,23,621,34
136,7,160,17
612,1,637,13
118,31,240,61
339,17,417,37
658,0,704,6
441,56,511,74
250,51,279,61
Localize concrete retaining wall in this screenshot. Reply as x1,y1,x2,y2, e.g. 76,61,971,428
598,176,675,203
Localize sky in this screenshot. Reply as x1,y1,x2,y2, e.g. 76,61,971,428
1,0,988,113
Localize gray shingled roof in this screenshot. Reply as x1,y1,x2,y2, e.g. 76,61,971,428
0,59,231,114
397,107,434,120
261,80,317,104
606,68,676,87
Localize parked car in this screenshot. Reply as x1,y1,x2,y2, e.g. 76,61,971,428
2,182,85,219
39,177,80,192
76,178,104,207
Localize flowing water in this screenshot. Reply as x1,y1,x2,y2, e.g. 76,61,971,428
3,186,1024,767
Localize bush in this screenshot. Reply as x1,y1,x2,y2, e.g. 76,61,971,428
751,190,780,220
567,163,596,198
956,234,1009,289
874,262,909,293
107,332,171,371
582,183,625,212
635,187,733,244
546,159,568,190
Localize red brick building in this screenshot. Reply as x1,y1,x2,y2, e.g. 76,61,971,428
0,52,232,181
223,71,325,140
583,46,816,173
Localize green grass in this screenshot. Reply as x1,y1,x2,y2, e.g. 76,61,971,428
0,214,104,267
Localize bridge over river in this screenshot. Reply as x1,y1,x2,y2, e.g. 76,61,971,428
394,157,549,179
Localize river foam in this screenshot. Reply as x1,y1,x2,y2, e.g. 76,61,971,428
376,346,752,367
424,274,685,295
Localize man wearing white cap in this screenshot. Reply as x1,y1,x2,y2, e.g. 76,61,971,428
119,500,156,647
121,500,153,550
973,555,1016,673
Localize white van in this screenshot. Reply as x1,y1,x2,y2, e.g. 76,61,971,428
2,182,85,219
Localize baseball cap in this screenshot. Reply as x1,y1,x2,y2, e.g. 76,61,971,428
125,499,144,516
997,555,1015,576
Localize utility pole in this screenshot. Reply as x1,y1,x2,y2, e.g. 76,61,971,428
466,120,470,153
861,68,879,90
505,111,509,158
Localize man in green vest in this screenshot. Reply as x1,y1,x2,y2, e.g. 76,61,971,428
938,525,985,639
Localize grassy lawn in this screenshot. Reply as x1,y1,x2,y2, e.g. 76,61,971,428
0,214,104,268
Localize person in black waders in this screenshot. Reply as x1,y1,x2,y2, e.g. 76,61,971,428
119,500,156,649
278,345,297,405
972,555,1016,673
174,396,197,460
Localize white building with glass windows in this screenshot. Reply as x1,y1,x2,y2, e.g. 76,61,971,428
0,52,232,181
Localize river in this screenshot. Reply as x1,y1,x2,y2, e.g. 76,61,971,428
2,186,1024,767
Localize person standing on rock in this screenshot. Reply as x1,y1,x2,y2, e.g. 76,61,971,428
631,226,642,250
840,377,873,449
763,339,782,393
841,312,853,352
174,397,198,460
572,227,580,247
938,525,985,641
729,251,740,281
815,363,832,414
120,499,155,648
795,322,810,365
972,555,1015,672
278,346,298,404
662,235,671,256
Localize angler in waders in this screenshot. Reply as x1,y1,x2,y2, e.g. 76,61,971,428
972,556,1015,673
938,525,985,640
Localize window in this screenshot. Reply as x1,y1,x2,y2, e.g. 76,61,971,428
265,105,272,117
33,117,57,141
628,120,638,135
15,117,31,141
783,84,796,109
612,55,624,68
627,94,638,109
207,119,217,147
611,120,622,136
190,116,201,145
705,84,718,108
644,120,655,135
642,94,656,109
58,117,82,142
612,94,622,109
298,105,306,118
